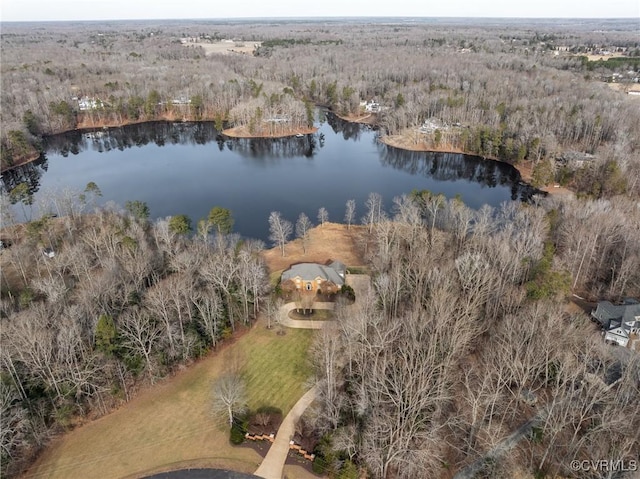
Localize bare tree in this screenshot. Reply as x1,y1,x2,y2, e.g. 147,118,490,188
192,287,223,346
362,192,385,233
212,373,247,427
344,199,356,230
196,218,211,242
201,247,240,331
268,211,292,257
312,326,344,430
317,207,329,227
263,295,283,330
0,382,31,467
119,308,162,377
235,248,267,322
296,212,313,254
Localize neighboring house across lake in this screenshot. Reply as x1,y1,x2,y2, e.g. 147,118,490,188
556,151,597,169
77,97,104,111
281,260,346,295
591,298,640,347
361,100,380,113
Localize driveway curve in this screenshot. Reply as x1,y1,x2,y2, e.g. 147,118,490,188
277,274,371,330
254,387,318,479
278,302,334,329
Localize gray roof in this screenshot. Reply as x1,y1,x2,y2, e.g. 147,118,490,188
282,262,345,286
329,260,346,276
592,300,640,333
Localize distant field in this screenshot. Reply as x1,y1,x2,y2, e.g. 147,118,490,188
23,318,314,479
585,52,627,62
182,39,262,56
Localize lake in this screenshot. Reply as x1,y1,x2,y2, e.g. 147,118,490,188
1,112,538,242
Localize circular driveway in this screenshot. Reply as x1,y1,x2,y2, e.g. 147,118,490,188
143,469,260,479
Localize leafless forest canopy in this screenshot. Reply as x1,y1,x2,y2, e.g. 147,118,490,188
307,192,640,478
1,18,639,479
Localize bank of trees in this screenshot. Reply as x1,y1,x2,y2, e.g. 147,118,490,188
309,192,640,478
0,193,268,476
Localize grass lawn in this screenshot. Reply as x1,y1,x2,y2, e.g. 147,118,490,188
24,317,315,479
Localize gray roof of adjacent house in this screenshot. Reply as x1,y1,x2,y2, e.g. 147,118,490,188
282,261,345,286
557,151,596,165
592,299,640,334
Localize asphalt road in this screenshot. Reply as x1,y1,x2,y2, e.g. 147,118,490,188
143,469,261,479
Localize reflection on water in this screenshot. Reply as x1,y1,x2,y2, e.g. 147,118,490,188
1,155,48,198
226,135,318,160
45,122,219,156
378,146,537,202
1,115,541,240
326,113,369,142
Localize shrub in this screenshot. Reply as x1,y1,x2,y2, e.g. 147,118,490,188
230,417,247,445
312,455,329,474
339,284,355,302
337,460,359,479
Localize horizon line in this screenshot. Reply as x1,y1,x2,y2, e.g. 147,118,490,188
1,15,639,23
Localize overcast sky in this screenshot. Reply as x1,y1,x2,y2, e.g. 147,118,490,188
1,0,639,22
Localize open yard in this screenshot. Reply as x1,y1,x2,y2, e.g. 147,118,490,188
261,222,367,275
23,318,314,479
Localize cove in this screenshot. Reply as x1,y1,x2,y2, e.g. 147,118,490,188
1,112,539,242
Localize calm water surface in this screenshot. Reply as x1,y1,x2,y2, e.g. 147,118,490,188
2,113,537,241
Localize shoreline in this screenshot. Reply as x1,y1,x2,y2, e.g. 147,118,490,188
333,111,378,125
221,125,318,139
0,120,320,174
1,151,42,174
2,116,571,197
332,110,570,196
379,133,573,197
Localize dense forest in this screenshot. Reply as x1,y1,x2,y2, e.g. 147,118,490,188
1,17,640,479
310,194,640,478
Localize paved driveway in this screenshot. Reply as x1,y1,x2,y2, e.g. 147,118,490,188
277,302,334,329
345,274,371,310
254,387,317,479
277,274,371,329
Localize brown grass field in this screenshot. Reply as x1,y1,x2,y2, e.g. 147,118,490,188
261,222,367,275
23,318,314,479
